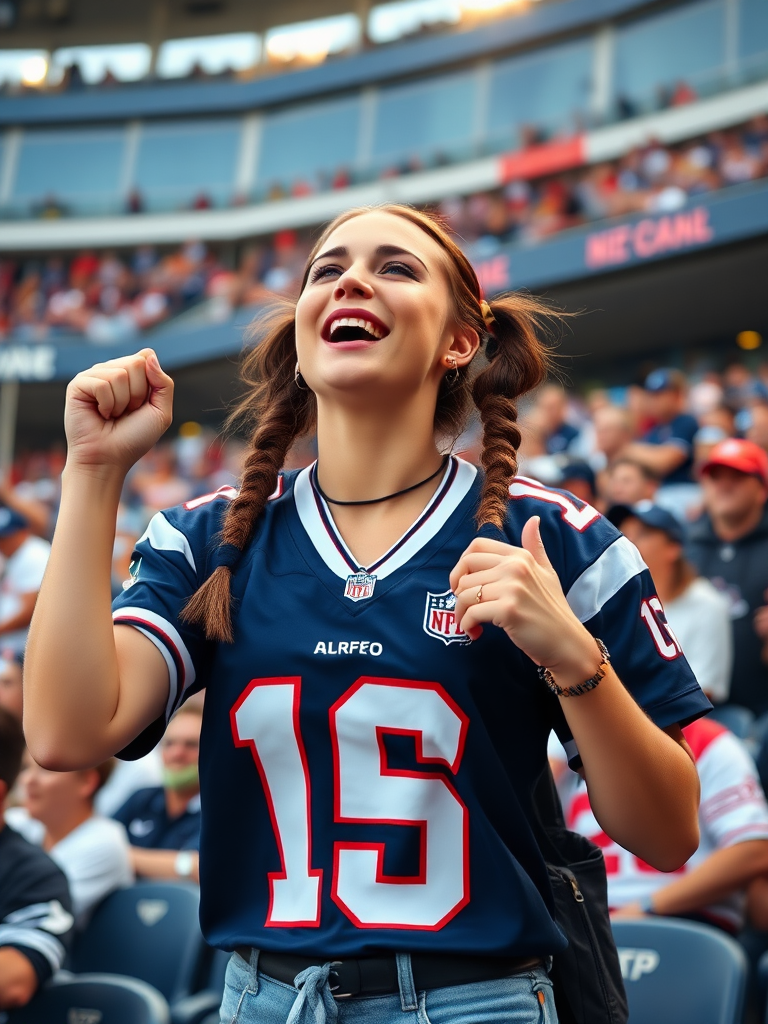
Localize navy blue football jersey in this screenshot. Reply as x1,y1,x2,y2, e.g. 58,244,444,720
112,457,710,958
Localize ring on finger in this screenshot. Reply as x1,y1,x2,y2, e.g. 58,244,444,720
475,585,484,604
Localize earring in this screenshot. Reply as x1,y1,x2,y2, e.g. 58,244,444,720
444,357,460,388
294,361,309,390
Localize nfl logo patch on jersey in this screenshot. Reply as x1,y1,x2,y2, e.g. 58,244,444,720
423,589,469,645
344,571,377,602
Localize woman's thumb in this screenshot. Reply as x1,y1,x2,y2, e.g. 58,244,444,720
520,516,552,568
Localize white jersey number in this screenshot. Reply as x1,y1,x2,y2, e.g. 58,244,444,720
640,597,682,659
232,676,469,930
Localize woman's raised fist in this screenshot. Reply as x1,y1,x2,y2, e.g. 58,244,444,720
64,349,174,475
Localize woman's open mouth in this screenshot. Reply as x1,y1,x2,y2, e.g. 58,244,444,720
322,308,390,344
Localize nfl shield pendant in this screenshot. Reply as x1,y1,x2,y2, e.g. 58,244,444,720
423,589,469,644
344,571,377,602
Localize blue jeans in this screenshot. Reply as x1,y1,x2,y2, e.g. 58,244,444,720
219,949,559,1024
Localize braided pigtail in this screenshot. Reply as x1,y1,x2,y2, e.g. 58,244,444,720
472,294,554,530
181,300,315,642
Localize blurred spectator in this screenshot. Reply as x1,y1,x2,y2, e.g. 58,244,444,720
560,461,597,506
687,439,768,715
745,404,768,453
0,650,23,722
7,760,133,930
603,457,659,508
608,502,732,703
0,507,51,655
622,368,700,520
534,383,582,455
561,716,768,934
113,705,202,883
592,405,634,469
0,708,74,1010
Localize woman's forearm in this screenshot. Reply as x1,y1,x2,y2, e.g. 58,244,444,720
24,466,155,768
558,665,700,871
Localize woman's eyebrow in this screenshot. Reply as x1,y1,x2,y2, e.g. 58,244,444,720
310,245,347,267
376,245,429,272
309,244,428,272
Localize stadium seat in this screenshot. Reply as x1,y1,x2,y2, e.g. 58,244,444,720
708,704,755,740
6,972,170,1023
612,918,747,1024
70,882,206,1009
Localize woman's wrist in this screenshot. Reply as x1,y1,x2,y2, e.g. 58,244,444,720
62,459,127,498
545,630,605,692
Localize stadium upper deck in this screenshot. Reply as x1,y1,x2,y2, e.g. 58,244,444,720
1,0,767,403
1,0,767,222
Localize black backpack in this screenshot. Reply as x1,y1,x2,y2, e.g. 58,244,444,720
532,767,629,1024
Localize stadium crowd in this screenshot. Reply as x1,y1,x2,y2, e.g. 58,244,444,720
2,114,766,346
6,359,768,1012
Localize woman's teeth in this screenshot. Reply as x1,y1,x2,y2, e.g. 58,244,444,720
330,317,384,340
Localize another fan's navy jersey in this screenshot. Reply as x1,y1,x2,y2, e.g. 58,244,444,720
112,457,710,958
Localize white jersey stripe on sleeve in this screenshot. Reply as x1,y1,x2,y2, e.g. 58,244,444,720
0,925,67,970
139,513,196,573
112,607,196,720
565,535,647,624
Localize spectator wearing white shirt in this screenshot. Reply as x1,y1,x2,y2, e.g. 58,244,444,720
562,717,768,933
0,508,51,656
8,760,133,930
608,501,732,703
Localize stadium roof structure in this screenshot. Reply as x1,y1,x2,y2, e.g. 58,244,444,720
2,0,381,49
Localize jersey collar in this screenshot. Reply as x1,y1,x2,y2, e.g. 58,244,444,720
293,456,477,582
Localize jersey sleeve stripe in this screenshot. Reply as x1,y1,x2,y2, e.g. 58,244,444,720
139,513,197,573
112,607,196,720
0,925,66,970
565,535,647,624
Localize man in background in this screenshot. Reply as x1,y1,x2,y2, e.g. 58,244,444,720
622,369,699,519
113,704,202,883
687,439,768,715
0,508,51,655
8,759,133,930
0,708,74,1010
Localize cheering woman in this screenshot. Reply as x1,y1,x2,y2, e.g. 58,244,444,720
25,205,709,1024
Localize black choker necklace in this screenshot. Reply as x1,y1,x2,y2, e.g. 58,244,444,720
315,456,450,506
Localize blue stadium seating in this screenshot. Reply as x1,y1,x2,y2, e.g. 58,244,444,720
6,972,170,1023
612,918,747,1024
69,882,208,1012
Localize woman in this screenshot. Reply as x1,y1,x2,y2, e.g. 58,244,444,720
607,501,732,703
25,205,709,1024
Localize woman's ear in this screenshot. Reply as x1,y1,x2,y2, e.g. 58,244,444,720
445,324,480,368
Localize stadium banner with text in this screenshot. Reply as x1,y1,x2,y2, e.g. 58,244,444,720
473,178,768,295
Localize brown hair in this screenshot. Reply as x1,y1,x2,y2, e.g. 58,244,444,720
182,204,556,642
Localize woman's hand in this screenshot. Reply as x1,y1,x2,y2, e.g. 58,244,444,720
64,349,174,477
449,516,599,683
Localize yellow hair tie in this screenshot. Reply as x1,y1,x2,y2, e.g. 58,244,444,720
480,299,495,328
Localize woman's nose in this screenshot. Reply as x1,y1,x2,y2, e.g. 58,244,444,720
333,266,373,301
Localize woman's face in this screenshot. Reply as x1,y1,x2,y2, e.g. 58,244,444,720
294,211,477,406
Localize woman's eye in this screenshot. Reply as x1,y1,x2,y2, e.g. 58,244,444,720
310,264,342,282
381,262,417,277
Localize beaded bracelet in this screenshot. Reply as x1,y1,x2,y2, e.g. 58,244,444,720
538,638,610,697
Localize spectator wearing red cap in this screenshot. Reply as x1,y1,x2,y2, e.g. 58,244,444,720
687,439,768,714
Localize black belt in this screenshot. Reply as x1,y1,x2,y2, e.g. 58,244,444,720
235,948,543,998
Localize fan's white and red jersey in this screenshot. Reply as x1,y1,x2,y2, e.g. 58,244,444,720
565,718,768,932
